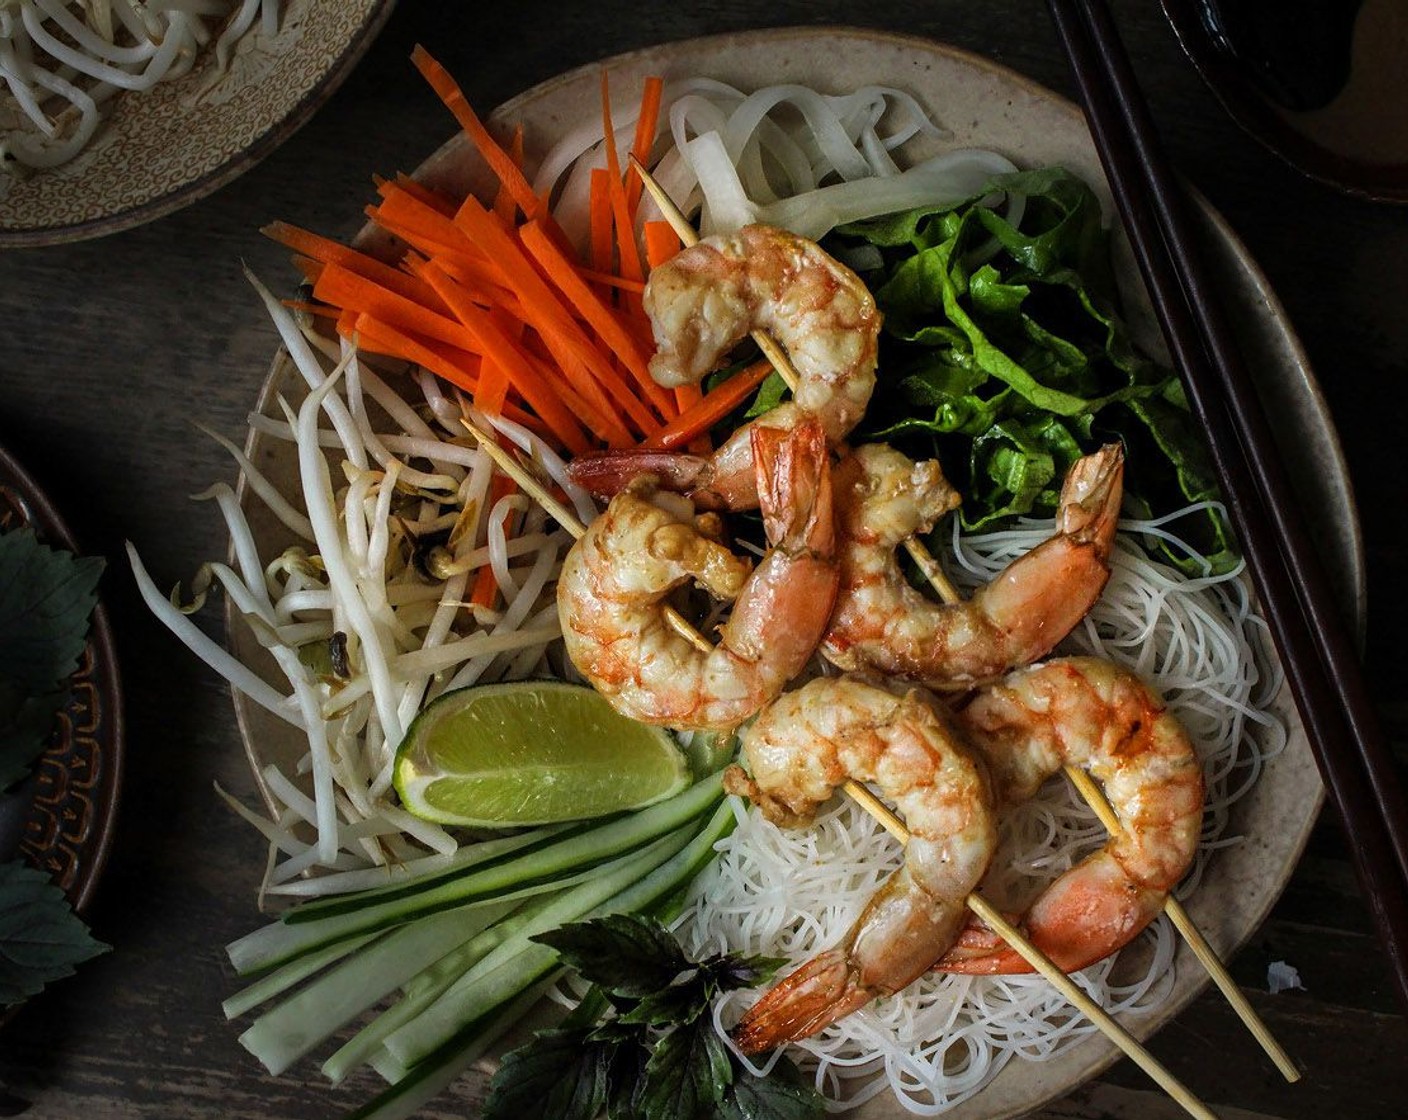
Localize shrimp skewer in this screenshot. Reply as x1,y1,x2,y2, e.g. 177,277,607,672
822,442,1124,689
936,656,1204,975
723,676,997,1054
567,223,881,510
556,418,838,731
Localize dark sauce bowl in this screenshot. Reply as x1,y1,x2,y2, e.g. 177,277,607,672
1162,0,1408,203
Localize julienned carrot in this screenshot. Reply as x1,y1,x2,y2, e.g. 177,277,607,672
385,172,459,217
625,76,664,216
599,72,644,285
576,266,645,294
642,220,681,269
589,168,614,282
413,259,593,456
264,221,445,310
475,307,517,418
313,263,476,353
281,299,339,320
411,46,544,222
518,219,675,421
454,196,654,441
643,358,773,450
494,125,526,224
470,473,518,609
346,314,549,441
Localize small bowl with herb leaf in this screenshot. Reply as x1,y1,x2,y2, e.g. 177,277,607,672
0,442,120,1019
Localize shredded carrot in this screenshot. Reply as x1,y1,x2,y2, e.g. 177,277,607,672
588,168,614,282
599,72,645,285
518,218,675,421
576,266,645,294
313,263,477,352
280,299,339,320
454,196,655,442
643,359,774,449
494,124,526,224
475,305,525,419
413,258,593,455
411,46,544,221
470,473,520,609
642,221,681,269
381,172,459,216
264,221,448,309
625,76,664,216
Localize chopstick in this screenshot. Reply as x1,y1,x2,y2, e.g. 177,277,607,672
1046,0,1408,1012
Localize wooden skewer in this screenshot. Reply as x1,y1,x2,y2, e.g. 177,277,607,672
463,414,1221,1120
901,525,1299,1081
1063,767,1301,1081
843,783,1218,1120
633,145,1293,1084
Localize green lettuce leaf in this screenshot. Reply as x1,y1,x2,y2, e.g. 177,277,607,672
828,166,1233,572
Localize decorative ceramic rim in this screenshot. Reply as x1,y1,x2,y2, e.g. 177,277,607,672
0,0,399,249
230,25,1363,1118
0,441,125,918
1160,0,1408,204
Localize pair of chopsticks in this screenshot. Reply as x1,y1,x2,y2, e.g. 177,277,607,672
1047,0,1408,1010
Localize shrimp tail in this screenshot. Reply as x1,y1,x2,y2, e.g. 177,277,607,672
1057,442,1124,550
730,948,877,1055
752,419,833,556
565,449,712,500
936,850,1166,975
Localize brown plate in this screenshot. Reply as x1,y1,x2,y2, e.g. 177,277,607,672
0,0,398,247
233,26,1364,1119
0,443,124,932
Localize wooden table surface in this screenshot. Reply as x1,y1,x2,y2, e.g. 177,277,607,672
2,3,1406,1118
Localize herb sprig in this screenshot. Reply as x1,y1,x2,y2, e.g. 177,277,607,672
484,914,823,1120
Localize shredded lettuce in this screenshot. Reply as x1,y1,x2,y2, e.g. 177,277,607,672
827,167,1236,573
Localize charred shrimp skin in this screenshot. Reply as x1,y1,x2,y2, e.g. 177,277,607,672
823,443,1125,690
724,675,996,1054
936,656,1204,976
567,223,880,510
556,418,837,732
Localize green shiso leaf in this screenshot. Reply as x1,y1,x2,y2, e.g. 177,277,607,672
0,861,109,1008
0,528,104,788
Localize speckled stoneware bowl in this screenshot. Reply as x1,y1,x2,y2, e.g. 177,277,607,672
231,26,1364,1120
0,0,396,248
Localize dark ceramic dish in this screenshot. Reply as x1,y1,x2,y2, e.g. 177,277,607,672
1162,0,1408,203
0,444,124,932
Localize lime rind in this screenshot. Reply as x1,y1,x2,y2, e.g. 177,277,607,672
394,682,691,827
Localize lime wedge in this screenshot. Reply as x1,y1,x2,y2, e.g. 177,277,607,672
393,681,691,827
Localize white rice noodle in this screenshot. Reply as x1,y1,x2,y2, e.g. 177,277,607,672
674,507,1284,1114
534,75,1006,247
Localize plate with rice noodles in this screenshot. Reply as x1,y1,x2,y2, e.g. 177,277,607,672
228,25,1360,1120
0,0,396,247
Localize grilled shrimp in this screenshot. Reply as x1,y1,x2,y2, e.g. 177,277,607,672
723,676,996,1054
936,656,1204,975
822,443,1124,690
556,419,837,731
567,224,881,510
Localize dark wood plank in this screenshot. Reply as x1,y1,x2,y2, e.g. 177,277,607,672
1,3,1405,1118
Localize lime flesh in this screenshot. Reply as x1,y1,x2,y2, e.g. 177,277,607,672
393,681,690,827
